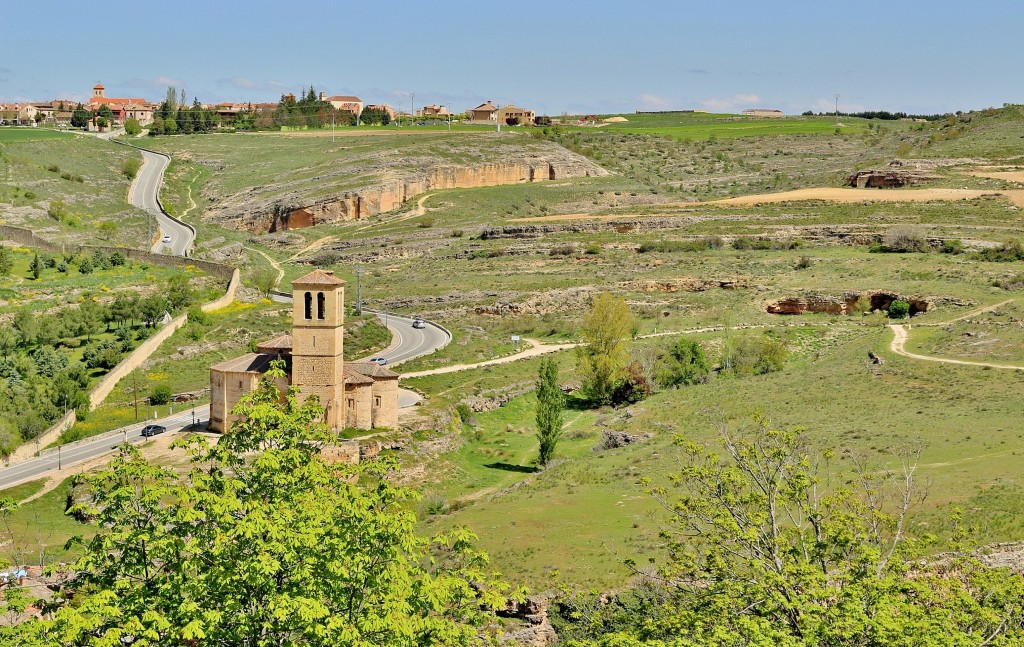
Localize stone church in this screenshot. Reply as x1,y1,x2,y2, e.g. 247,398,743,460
209,269,399,433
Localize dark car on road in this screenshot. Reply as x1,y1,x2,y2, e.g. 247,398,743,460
141,424,167,437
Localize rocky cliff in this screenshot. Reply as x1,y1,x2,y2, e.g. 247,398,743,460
206,153,607,233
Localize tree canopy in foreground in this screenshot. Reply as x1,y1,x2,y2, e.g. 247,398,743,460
3,362,515,646
555,419,1024,646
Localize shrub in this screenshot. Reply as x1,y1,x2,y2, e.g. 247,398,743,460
584,243,602,255
638,238,719,253
549,244,576,256
46,164,60,173
940,239,964,254
78,258,93,274
450,229,464,238
417,217,435,228
976,239,1024,262
794,255,813,270
724,333,787,376
880,225,929,253
187,305,210,326
121,157,143,180
733,237,800,251
149,383,173,405
888,300,911,319
992,273,1024,290
610,361,652,406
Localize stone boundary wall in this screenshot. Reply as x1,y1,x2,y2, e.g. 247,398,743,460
3,411,75,467
89,313,189,409
89,268,239,409
0,231,241,465
0,224,234,281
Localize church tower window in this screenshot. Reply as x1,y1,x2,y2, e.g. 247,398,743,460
317,292,326,320
304,292,312,320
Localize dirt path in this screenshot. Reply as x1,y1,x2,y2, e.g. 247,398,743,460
249,247,284,290
400,339,577,379
288,235,337,261
512,186,1024,223
937,298,1015,325
889,324,1024,371
180,167,201,218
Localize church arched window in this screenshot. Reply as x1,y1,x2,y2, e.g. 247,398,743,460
317,292,326,320
304,292,312,319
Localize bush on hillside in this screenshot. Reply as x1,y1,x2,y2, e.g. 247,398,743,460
149,383,173,405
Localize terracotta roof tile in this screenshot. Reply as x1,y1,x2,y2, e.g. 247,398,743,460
292,269,346,286
347,361,399,379
210,352,287,374
343,365,374,385
256,334,293,353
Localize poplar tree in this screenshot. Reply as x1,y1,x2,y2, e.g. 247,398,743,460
536,356,565,466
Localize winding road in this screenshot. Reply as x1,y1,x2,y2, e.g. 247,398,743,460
127,147,194,256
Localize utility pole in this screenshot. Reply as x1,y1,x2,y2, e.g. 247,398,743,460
834,93,840,126
446,105,451,132
132,372,139,421
355,264,363,311
332,110,335,143
410,92,415,127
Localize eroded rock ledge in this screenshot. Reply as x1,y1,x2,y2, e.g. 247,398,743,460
210,156,608,233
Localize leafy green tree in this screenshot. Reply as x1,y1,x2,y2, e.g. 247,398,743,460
560,420,1024,646
29,253,42,280
96,116,108,130
576,293,635,405
70,103,92,128
6,363,514,645
13,310,38,348
123,117,142,135
166,272,193,310
888,299,910,319
163,116,177,135
0,246,13,276
97,104,113,119
98,220,118,240
657,338,711,388
535,356,564,466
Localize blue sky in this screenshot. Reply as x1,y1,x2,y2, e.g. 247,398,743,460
1,0,1021,115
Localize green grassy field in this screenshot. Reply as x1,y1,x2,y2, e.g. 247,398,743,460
0,130,149,247
590,112,876,139
0,128,76,142
5,105,1024,590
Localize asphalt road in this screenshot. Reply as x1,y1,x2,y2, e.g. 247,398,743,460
130,148,194,257
0,408,205,490
0,313,446,489
367,310,451,366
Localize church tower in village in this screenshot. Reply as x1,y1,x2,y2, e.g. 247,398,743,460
290,269,347,429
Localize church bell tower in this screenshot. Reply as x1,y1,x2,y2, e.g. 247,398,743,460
290,269,346,429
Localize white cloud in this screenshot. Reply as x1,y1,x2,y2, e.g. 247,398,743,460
637,93,672,109
698,94,761,111
123,76,184,90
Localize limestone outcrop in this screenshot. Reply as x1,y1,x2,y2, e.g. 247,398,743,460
765,291,932,316
206,153,608,233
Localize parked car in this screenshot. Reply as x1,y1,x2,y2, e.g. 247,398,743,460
412,318,426,329
161,235,172,244
141,424,167,437
369,357,388,366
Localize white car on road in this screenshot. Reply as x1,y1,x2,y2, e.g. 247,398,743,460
161,234,172,244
